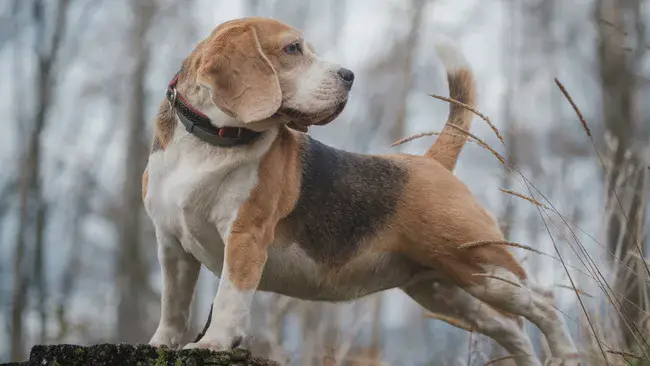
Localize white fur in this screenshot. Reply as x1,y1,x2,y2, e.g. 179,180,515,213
465,267,579,364
259,243,420,302
185,265,255,349
145,107,278,349
145,113,578,363
145,29,579,364
281,52,348,121
149,231,201,348
145,40,352,352
434,36,469,72
405,280,540,366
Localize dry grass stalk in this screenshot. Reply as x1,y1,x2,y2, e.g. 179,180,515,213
499,188,550,209
460,239,592,278
445,122,506,164
391,131,442,147
399,87,621,362
424,312,474,332
555,77,650,281
390,122,505,166
472,273,522,288
544,206,650,358
391,131,478,148
606,350,643,359
430,94,506,145
458,240,547,256
555,284,594,298
426,96,607,361
554,79,592,137
483,354,516,365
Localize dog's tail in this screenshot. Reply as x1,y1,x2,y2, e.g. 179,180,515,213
425,38,476,171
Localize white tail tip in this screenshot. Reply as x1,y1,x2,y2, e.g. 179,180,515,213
434,36,469,72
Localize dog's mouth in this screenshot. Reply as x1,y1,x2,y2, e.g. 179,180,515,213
314,99,347,126
279,99,348,131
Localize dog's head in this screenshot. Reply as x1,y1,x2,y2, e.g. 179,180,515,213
194,17,353,130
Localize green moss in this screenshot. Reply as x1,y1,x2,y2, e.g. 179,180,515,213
26,344,279,365
155,346,170,366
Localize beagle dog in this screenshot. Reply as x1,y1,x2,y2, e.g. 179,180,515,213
143,17,580,366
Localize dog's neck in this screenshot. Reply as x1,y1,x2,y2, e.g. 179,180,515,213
153,70,288,152
191,88,288,132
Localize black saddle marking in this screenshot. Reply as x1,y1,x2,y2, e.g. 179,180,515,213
282,137,408,264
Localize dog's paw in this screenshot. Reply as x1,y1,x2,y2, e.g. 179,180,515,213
149,328,184,350
183,341,227,352
544,355,581,366
183,335,243,351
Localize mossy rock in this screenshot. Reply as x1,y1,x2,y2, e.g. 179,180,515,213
9,344,279,366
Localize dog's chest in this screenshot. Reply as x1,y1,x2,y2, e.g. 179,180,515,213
145,138,262,273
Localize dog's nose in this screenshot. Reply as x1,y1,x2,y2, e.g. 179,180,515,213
337,68,355,89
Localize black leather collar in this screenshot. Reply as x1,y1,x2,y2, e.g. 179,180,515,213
166,73,261,147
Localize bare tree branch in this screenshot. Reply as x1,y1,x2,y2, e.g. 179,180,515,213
11,0,71,359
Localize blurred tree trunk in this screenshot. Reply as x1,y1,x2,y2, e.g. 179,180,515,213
11,0,69,359
300,302,324,366
329,0,345,46
368,294,382,362
245,0,261,15
499,0,520,242
272,0,310,31
54,171,97,343
596,0,649,351
361,0,426,152
492,2,519,364
388,0,425,146
115,0,156,344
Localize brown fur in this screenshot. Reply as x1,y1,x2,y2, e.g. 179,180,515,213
227,127,302,291
142,168,149,201
147,17,330,152
149,17,567,359
145,15,518,293
152,100,177,152
426,68,476,171
198,22,283,123
389,156,526,286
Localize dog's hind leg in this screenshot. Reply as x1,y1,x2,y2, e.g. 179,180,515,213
403,280,541,366
462,266,580,365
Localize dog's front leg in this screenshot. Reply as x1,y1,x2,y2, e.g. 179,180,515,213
150,233,201,349
184,231,268,350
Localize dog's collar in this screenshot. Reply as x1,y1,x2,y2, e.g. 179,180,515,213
166,73,261,147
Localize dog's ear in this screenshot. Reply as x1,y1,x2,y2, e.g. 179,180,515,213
197,25,281,124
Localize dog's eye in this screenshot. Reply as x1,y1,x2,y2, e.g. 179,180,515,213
284,42,302,55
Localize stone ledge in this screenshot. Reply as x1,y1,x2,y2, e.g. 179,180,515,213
4,344,280,366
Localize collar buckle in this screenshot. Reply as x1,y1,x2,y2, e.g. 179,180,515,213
166,72,260,148
168,88,178,111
